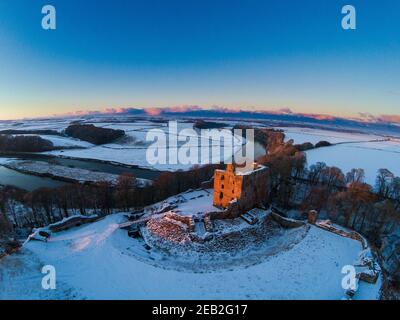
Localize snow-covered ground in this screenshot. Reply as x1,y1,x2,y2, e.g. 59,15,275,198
44,120,244,171
2,117,399,184
0,118,245,171
20,135,93,149
0,213,381,300
306,140,400,185
0,157,15,165
0,118,73,132
278,127,384,145
145,189,220,217
274,127,400,184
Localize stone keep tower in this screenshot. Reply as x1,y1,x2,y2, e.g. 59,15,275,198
213,162,268,212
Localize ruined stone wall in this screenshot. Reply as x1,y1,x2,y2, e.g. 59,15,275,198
146,215,191,244
213,164,244,209
237,168,268,212
208,201,242,220
213,164,269,215
164,212,194,232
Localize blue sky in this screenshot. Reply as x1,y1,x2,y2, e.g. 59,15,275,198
0,0,399,119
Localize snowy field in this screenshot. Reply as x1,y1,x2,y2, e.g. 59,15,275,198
0,118,72,132
0,118,247,171
278,127,384,145
275,127,400,184
22,135,93,149
43,120,244,171
145,189,221,217
0,214,381,300
306,139,400,185
1,118,399,182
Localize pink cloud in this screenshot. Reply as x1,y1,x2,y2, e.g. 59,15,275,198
376,114,400,124
144,105,202,115
49,105,400,126
358,112,400,124
144,107,163,116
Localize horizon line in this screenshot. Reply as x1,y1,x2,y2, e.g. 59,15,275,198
1,105,400,126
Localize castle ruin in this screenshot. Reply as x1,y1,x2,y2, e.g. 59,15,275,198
213,162,269,213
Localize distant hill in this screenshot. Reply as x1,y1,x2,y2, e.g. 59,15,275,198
115,108,400,138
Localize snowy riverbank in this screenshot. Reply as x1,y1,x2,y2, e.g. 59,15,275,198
3,160,151,187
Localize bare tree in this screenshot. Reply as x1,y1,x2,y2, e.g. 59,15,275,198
34,188,56,224
320,166,345,189
389,177,400,209
307,162,327,185
93,181,114,215
346,168,365,184
115,173,136,211
301,186,330,212
0,211,12,235
376,168,395,198
329,182,375,228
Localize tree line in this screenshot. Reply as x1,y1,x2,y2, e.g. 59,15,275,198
0,164,219,230
65,124,125,145
0,135,55,153
257,133,400,211
256,129,400,293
